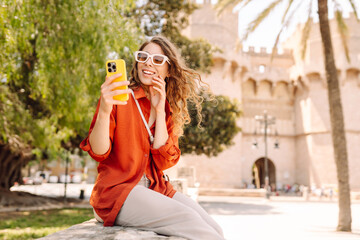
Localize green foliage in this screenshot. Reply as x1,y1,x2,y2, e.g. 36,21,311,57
127,0,197,36
125,0,238,157
0,0,142,157
1,0,239,165
0,208,93,239
130,0,218,73
167,33,216,73
180,93,242,157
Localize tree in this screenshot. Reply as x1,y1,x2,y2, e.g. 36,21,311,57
130,0,241,156
1,0,241,204
216,0,359,231
0,0,141,192
180,92,242,157
318,0,352,231
129,0,218,73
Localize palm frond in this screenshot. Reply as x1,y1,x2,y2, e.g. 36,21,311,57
335,10,350,62
270,0,301,61
238,0,255,12
215,0,245,16
300,1,313,59
281,0,294,23
243,0,283,41
348,0,359,20
300,18,312,59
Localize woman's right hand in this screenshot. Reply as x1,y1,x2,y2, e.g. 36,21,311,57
99,73,131,115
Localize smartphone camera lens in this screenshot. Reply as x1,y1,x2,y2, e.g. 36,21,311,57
107,62,112,67
108,68,112,72
112,65,116,71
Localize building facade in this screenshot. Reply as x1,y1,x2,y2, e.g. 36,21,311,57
167,1,360,192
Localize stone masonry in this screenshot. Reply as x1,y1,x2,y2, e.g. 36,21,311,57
175,1,360,192
39,219,185,240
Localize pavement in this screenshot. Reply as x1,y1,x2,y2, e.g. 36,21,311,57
11,183,95,201
200,196,360,240
9,183,360,240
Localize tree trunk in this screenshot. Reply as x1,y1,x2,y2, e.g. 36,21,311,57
317,0,352,232
0,143,68,208
0,143,33,191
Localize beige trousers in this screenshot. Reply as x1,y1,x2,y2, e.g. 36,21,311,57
94,177,224,240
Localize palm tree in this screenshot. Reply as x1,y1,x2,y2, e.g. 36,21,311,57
216,0,359,232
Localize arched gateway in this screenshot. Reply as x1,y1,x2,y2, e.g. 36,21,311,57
252,158,276,190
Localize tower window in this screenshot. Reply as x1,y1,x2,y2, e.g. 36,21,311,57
259,65,266,73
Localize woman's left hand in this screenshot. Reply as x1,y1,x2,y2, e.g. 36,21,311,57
149,75,166,113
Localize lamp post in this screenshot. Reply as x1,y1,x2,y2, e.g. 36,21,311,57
64,153,69,203
254,110,277,199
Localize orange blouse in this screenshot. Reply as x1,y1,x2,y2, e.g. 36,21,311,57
80,86,181,226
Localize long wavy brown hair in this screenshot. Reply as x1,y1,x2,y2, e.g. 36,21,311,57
129,35,209,137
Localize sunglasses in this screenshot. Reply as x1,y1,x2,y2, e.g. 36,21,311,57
134,51,171,66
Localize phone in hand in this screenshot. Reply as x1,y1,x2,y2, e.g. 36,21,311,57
106,59,129,101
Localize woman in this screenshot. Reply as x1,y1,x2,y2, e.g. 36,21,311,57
80,36,224,240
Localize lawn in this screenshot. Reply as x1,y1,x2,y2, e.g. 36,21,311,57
0,208,94,240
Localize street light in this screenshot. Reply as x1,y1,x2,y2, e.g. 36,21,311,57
254,110,278,199
64,153,69,203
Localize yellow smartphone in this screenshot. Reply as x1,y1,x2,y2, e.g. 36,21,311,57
106,59,129,101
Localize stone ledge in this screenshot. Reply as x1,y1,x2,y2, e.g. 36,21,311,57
39,219,185,240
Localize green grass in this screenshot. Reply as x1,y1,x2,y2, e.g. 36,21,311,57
0,208,94,240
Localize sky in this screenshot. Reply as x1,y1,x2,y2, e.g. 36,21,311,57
236,0,359,51
198,0,360,51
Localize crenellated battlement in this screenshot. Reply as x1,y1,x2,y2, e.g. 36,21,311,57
180,3,360,193
243,46,293,58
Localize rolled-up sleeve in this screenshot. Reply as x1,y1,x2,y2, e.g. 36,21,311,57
79,99,116,162
80,136,112,162
150,114,181,170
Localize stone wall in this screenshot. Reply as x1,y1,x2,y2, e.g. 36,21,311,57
40,219,185,240
178,2,360,192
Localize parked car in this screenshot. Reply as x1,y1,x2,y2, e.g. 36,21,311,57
59,174,71,183
22,176,43,185
71,172,82,183
35,171,52,182
71,174,82,183
48,175,59,183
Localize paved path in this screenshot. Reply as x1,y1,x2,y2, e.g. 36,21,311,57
200,196,360,240
11,183,94,200
10,184,360,240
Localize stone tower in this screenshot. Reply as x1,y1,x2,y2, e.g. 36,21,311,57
174,2,360,193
